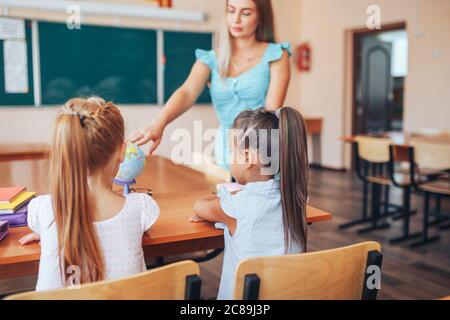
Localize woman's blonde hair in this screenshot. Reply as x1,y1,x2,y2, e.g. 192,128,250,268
217,0,276,77
50,97,125,285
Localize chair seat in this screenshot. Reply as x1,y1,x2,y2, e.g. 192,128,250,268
419,179,450,196
367,173,411,186
397,166,447,178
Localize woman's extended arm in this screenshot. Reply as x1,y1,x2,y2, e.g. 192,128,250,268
264,50,291,111
129,60,211,154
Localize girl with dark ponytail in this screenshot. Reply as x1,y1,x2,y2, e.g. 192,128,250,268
192,106,309,299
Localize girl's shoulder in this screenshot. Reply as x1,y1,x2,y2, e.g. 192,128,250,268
124,192,157,208
123,192,160,232
28,194,52,215
123,192,159,216
27,194,54,234
217,180,280,220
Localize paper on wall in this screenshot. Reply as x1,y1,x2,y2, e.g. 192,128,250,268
3,40,29,93
0,17,25,40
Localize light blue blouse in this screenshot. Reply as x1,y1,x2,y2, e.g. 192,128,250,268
195,42,292,168
215,179,303,300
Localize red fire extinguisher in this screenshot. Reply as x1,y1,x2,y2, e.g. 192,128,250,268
297,43,311,72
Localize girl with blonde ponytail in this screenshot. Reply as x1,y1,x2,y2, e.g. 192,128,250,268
19,97,160,291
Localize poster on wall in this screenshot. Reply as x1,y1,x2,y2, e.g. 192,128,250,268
4,39,29,93
0,17,25,40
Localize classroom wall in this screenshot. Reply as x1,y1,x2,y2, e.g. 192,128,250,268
0,0,303,160
298,0,450,169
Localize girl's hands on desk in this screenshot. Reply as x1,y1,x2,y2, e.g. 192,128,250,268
18,232,40,245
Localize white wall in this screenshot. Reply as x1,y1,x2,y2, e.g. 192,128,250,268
0,0,303,159
298,0,450,169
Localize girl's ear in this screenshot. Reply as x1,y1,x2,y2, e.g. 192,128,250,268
244,149,254,169
119,141,127,163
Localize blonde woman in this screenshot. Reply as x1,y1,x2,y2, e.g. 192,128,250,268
130,0,291,168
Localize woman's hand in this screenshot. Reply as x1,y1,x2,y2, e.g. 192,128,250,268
128,60,210,155
128,122,165,155
18,232,40,245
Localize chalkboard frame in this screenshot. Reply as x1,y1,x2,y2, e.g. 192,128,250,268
0,17,214,108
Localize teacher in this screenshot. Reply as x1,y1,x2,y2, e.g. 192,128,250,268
130,0,291,168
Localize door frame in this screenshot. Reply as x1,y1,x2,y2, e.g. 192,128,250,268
343,22,407,169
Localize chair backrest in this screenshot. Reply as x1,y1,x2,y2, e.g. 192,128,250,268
355,136,392,163
410,139,450,171
233,241,382,300
5,260,201,300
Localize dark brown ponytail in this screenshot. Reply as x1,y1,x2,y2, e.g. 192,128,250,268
231,107,309,253
278,107,309,253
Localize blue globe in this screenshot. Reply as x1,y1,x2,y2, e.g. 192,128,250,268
114,143,146,184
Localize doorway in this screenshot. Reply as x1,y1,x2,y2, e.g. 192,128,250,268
352,23,408,135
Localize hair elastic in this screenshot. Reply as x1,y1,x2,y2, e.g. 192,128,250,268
275,108,282,119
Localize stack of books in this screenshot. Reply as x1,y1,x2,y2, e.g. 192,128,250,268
0,187,36,227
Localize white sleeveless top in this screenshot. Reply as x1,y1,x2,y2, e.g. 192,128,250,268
27,193,159,291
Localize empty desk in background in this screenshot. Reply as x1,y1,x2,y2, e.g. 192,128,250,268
0,144,49,161
305,118,323,167
342,131,450,161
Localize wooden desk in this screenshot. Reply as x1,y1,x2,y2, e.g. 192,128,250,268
342,132,450,161
0,156,332,280
306,118,323,166
0,144,49,161
305,118,323,135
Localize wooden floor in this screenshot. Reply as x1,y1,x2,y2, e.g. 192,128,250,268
1,168,449,299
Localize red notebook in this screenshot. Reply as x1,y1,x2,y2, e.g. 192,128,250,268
0,187,27,204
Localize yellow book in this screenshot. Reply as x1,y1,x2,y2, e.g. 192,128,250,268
0,191,36,214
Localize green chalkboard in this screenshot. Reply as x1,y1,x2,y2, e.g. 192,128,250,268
0,20,34,106
164,31,212,104
39,22,157,105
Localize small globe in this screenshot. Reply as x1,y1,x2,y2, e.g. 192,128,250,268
114,143,146,184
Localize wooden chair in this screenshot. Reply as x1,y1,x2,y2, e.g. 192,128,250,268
233,242,382,300
343,136,398,233
5,260,201,300
408,139,450,247
382,143,424,244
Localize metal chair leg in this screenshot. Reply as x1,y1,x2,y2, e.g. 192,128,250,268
358,183,390,234
339,180,372,229
390,186,421,244
383,185,390,215
410,192,440,247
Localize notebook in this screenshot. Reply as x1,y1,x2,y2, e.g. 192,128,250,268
0,186,26,204
0,191,36,214
0,205,28,227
